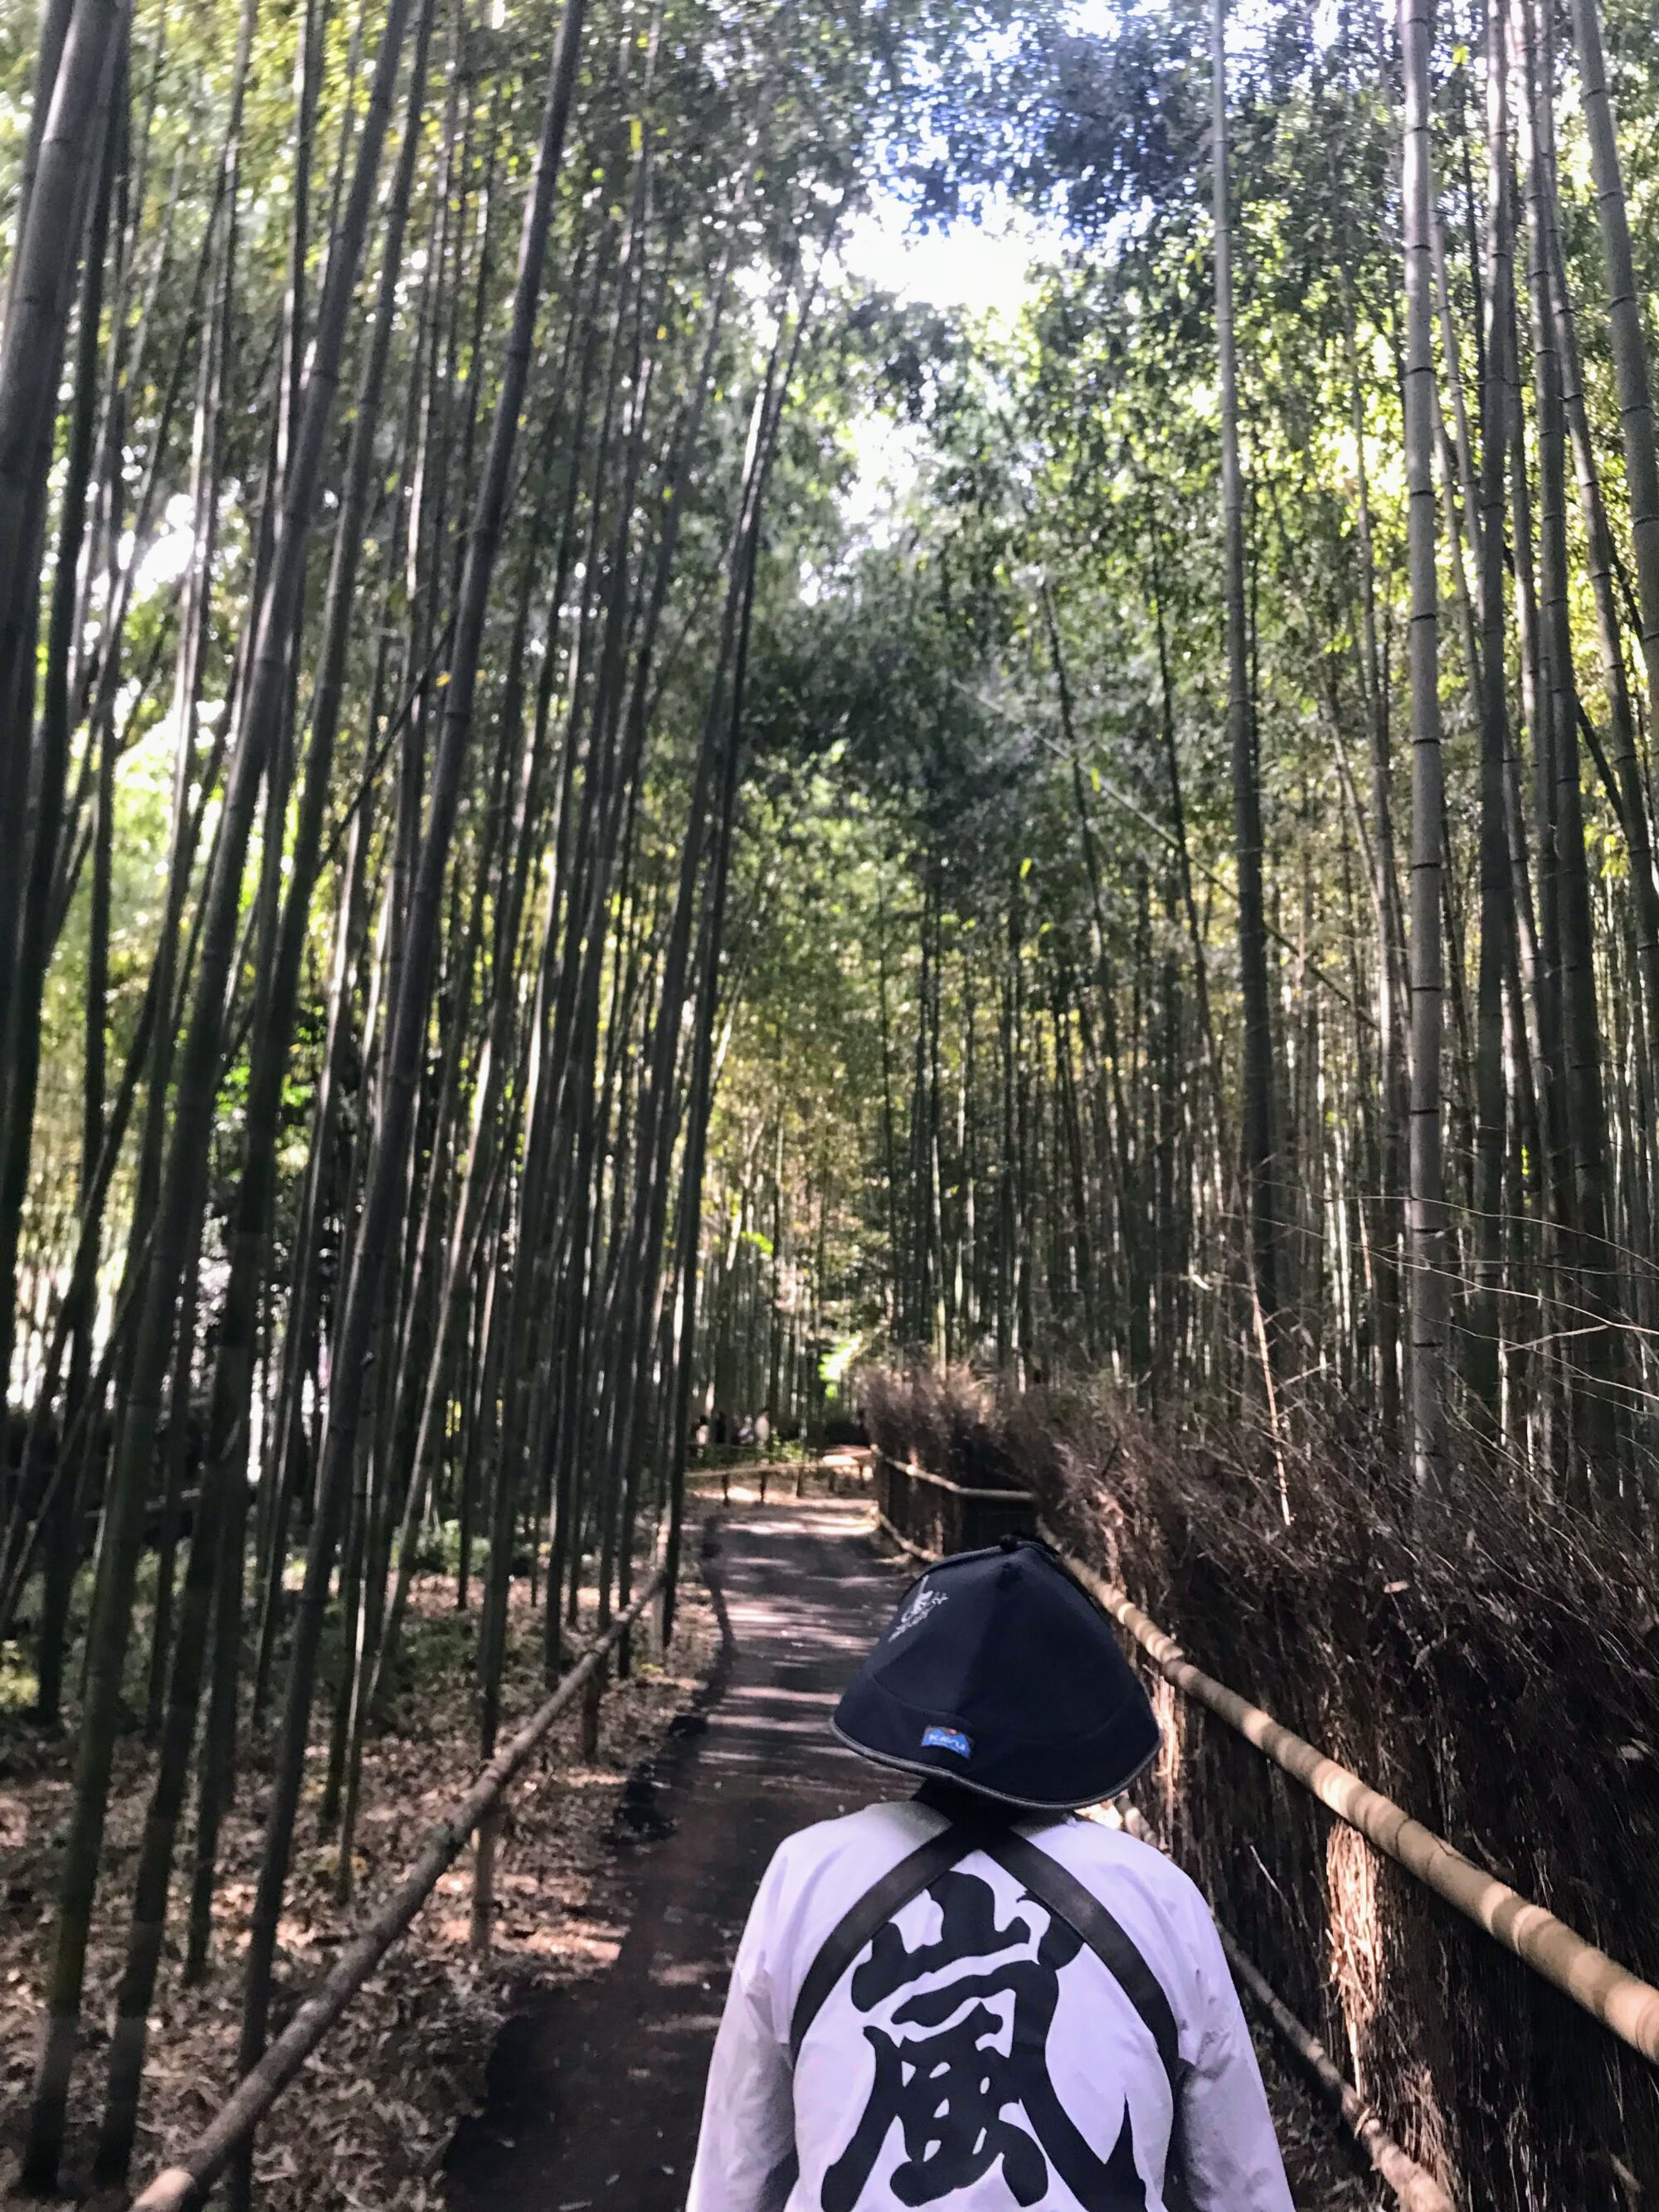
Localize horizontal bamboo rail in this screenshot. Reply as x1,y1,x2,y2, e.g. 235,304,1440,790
875,1450,1031,1503
874,1507,934,1563
695,1453,868,1500
1051,1535,1659,2069
129,1570,665,2212
697,1456,820,1479
1219,1925,1457,2212
1112,1802,1456,2212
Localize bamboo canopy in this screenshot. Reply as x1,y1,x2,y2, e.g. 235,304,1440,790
10,0,1659,2192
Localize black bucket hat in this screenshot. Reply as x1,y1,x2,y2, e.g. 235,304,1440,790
833,1535,1161,1811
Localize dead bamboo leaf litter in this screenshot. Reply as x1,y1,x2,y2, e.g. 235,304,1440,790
0,1556,718,2211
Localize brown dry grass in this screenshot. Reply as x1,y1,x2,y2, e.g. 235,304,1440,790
0,1547,718,2210
865,1364,1659,2212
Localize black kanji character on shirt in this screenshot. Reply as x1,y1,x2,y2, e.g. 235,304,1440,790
821,1868,1147,2212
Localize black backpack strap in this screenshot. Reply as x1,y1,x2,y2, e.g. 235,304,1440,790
789,1820,990,2059
981,1830,1184,2096
789,1816,1184,2101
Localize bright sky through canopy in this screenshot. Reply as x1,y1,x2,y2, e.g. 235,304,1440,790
837,194,1047,323
830,0,1123,529
835,0,1118,318
831,193,1045,538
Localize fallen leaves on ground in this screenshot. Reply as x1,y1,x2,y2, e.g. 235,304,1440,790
0,1548,718,2211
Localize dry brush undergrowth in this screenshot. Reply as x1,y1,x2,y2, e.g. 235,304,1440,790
865,1363,1659,2212
0,1557,718,2210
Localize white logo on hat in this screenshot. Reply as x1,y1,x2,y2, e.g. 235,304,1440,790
888,1583,948,1640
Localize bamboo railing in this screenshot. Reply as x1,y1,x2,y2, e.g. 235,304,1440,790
1053,1538,1659,2068
873,1451,1034,1558
129,1570,665,2212
1109,1800,1456,2212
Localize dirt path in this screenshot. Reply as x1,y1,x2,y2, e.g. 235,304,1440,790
444,1496,900,2211
443,1496,1377,2212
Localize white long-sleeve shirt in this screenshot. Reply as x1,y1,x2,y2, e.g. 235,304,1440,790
687,1796,1295,2212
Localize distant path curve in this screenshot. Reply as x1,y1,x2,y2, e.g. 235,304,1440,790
444,1495,898,2212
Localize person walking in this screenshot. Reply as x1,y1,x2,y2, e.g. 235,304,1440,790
687,1534,1294,2210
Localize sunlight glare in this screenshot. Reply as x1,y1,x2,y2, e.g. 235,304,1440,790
129,492,198,598
837,192,1043,323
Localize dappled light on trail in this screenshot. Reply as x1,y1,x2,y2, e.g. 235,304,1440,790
446,1500,898,2212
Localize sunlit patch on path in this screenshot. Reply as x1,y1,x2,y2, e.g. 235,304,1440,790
442,1497,901,2212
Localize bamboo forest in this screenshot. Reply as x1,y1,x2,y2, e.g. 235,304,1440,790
4,0,1659,2202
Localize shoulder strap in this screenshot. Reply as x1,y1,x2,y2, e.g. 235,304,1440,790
981,1830,1183,2095
789,1820,989,2059
789,1818,1183,2098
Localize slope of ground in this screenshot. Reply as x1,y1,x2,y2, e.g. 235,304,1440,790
0,1563,718,2210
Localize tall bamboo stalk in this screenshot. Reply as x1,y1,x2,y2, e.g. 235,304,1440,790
1401,0,1449,1503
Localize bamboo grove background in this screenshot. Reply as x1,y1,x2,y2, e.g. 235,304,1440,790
4,0,1659,2192
740,0,1659,1516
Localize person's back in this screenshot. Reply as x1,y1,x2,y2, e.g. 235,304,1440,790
687,1537,1294,2212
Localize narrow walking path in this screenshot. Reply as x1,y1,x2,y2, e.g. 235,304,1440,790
444,1495,901,2211
443,1493,1374,2212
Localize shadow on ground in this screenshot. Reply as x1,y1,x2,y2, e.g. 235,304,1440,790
443,1499,898,2212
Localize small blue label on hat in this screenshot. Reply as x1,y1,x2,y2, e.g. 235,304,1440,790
922,1726,972,1757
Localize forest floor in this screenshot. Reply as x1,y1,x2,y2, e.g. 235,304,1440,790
0,1546,719,2210
1,1476,1378,2210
